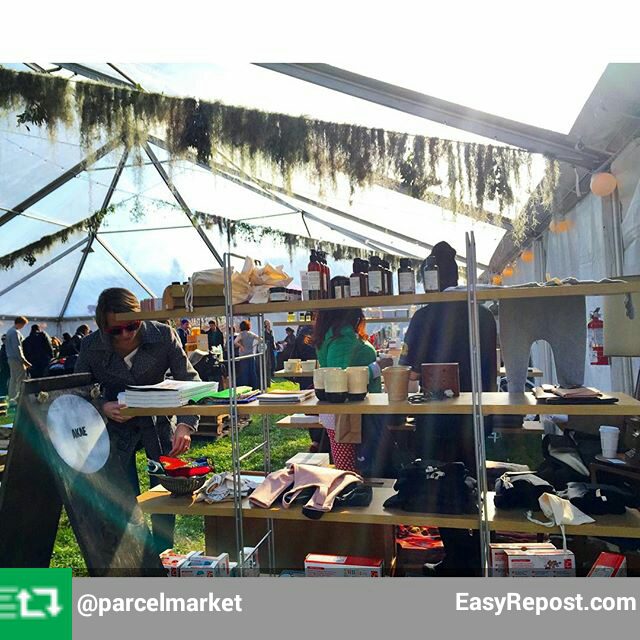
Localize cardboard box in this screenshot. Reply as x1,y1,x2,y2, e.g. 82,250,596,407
185,552,231,577
285,452,330,467
490,543,556,577
305,554,383,577
505,548,575,577
587,552,627,577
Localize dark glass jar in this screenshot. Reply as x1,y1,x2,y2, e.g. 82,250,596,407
422,256,440,292
382,259,393,296
368,256,385,295
330,276,351,299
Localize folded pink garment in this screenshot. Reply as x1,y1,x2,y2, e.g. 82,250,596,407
248,468,294,508
282,464,362,513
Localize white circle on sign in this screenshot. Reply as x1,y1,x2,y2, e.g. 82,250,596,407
47,394,110,474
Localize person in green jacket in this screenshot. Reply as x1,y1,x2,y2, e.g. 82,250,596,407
314,308,390,470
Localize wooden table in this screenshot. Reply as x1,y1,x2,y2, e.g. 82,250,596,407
123,392,640,417
138,486,640,570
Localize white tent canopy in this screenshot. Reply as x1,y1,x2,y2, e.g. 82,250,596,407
0,62,630,331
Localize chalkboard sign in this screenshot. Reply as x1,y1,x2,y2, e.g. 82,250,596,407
0,374,163,576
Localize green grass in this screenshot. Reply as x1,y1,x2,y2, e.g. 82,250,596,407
49,417,310,574
0,415,13,425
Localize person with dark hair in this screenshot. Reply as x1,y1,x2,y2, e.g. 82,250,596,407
5,316,30,408
22,323,54,378
314,308,390,471
177,318,191,348
0,335,9,397
75,287,201,553
263,319,276,378
400,241,497,576
234,320,261,388
206,320,224,349
59,324,91,371
276,326,296,370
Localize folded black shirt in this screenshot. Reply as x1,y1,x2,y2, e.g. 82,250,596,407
494,472,555,510
559,482,640,515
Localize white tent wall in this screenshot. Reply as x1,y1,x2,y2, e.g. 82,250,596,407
499,136,640,394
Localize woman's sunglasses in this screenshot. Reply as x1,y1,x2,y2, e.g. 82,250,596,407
105,320,141,336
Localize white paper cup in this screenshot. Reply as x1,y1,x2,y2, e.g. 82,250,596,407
599,425,620,459
324,368,348,403
301,360,317,372
284,359,301,372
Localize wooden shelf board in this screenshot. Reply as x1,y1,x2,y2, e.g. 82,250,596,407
121,392,640,418
116,282,640,321
499,367,543,378
274,369,314,378
137,488,640,538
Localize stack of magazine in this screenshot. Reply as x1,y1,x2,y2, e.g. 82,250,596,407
123,380,219,408
257,389,315,404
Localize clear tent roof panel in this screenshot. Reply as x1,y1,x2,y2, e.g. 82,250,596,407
63,241,153,317
0,234,85,318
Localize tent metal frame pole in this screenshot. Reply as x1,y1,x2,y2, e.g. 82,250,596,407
143,144,224,267
255,64,608,169
58,147,130,320
54,63,131,87
534,237,554,385
93,236,155,298
0,139,120,228
0,238,89,298
610,188,635,395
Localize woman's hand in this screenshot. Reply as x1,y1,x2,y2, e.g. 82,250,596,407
377,356,394,370
103,401,132,423
169,423,192,456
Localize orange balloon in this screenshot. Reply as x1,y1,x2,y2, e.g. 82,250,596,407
492,274,503,286
502,265,514,278
521,249,534,263
590,172,617,197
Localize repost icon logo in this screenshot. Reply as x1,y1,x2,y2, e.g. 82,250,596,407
0,569,71,639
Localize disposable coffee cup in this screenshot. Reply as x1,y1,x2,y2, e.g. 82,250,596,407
324,368,348,403
346,366,369,401
382,365,411,403
599,425,620,459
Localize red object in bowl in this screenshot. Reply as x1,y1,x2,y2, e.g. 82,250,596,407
166,466,211,478
159,456,188,471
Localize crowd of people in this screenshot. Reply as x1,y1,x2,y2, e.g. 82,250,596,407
0,318,92,407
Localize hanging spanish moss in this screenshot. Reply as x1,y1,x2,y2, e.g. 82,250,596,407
0,206,114,270
0,67,560,234
190,210,417,269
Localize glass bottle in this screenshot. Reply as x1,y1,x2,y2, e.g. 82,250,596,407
307,250,323,301
422,256,440,292
398,258,416,294
349,258,369,297
368,256,385,296
382,259,393,296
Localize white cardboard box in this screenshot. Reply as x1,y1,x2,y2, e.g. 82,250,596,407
305,554,383,577
505,548,575,577
286,452,330,467
490,543,556,577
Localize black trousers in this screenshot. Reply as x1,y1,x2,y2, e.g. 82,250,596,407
108,419,175,554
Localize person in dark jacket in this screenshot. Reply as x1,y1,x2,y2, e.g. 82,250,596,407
75,288,201,553
176,318,191,348
0,335,9,397
206,320,224,349
22,324,54,378
264,319,276,378
60,324,90,371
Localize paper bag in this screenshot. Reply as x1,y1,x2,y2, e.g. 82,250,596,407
334,414,362,444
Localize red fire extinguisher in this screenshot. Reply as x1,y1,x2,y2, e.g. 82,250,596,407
588,307,610,365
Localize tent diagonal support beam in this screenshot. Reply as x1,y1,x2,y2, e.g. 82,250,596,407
146,135,483,266
54,63,131,87
255,63,610,170
0,238,89,298
58,147,130,320
0,139,120,228
94,236,155,297
210,161,491,269
143,143,224,267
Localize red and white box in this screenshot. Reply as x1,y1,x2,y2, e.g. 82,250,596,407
490,543,556,577
505,548,575,577
587,552,627,577
161,550,199,577
304,554,383,577
183,552,231,577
